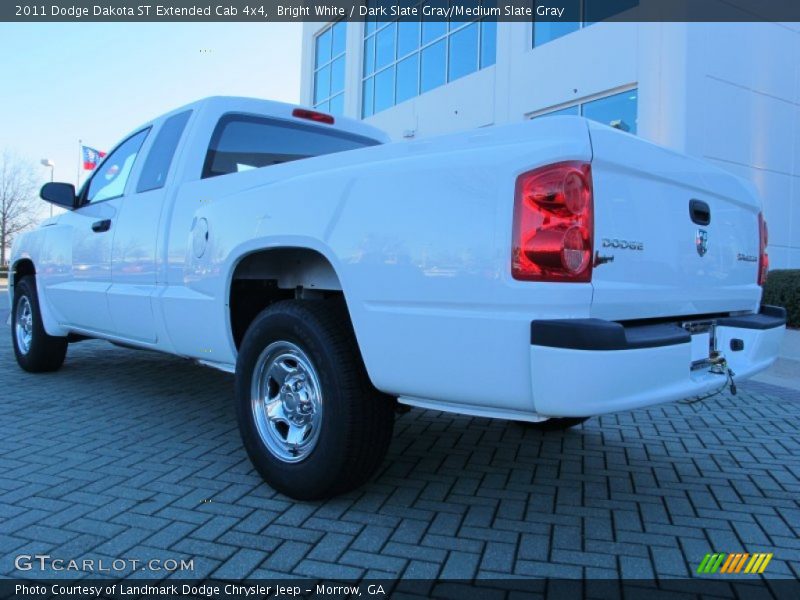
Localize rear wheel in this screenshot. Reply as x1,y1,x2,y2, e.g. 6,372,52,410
235,299,395,500
11,276,67,373
523,417,589,431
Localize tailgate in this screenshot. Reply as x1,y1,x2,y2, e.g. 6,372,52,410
588,122,763,320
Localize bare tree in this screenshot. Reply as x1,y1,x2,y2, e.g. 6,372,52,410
0,150,38,267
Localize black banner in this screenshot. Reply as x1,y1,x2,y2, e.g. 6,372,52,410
3,0,800,22
2,579,800,600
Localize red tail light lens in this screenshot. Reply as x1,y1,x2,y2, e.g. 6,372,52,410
292,108,335,125
758,212,769,286
512,161,594,282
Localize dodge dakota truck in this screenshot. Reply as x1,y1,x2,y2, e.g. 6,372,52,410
8,97,786,499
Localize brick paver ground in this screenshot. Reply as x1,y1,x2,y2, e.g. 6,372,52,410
1,317,799,581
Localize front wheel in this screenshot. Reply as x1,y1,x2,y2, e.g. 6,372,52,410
235,299,395,500
11,276,67,373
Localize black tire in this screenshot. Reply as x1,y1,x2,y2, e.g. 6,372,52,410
235,299,395,500
11,276,67,373
523,417,589,431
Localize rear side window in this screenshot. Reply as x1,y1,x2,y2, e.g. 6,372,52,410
137,110,192,193
202,113,380,179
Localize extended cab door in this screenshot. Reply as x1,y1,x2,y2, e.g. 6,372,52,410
45,129,149,334
107,110,192,343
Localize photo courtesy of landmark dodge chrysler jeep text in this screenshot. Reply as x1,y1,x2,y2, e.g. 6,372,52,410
8,97,786,499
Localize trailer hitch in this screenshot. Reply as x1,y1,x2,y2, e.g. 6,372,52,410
709,351,737,396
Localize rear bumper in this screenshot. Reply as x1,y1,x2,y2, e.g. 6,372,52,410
530,306,786,417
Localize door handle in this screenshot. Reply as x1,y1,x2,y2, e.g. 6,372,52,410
92,219,112,233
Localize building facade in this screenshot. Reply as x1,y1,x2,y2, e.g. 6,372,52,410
301,19,800,268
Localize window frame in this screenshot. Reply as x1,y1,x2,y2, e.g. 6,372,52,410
78,127,151,207
362,12,497,118
529,86,639,134
532,0,639,48
136,110,192,194
313,21,347,114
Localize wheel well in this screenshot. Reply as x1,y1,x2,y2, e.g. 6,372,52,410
229,248,345,348
12,259,35,285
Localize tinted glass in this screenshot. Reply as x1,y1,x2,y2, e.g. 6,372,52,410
314,22,346,113
374,67,395,113
448,22,478,82
203,115,380,179
376,23,396,70
421,39,446,92
315,28,332,67
137,111,191,193
362,77,375,118
332,21,347,56
533,0,580,46
397,21,420,57
363,10,495,116
584,0,639,23
533,20,580,46
396,54,419,104
86,129,149,203
365,0,377,35
541,105,580,118
422,1,447,43
331,56,345,95
363,36,375,76
582,89,638,133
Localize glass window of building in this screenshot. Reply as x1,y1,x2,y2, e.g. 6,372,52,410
542,105,580,118
363,7,497,117
448,22,479,83
420,38,446,94
533,89,638,134
533,0,638,47
314,21,347,115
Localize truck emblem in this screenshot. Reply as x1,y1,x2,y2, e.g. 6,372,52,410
601,238,643,251
696,229,708,257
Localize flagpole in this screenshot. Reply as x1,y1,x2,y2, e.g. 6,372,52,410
77,139,82,189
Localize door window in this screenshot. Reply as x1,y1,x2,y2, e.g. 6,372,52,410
85,129,149,204
137,111,191,193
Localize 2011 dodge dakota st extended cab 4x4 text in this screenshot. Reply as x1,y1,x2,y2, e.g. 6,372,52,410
8,97,786,499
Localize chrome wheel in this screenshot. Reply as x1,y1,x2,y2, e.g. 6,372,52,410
251,341,323,463
15,296,33,355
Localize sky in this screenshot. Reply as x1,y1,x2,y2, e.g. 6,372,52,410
0,23,303,216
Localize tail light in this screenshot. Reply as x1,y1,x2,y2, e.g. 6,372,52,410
512,161,593,282
758,211,769,286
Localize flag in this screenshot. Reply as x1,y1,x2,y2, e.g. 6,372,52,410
82,146,106,171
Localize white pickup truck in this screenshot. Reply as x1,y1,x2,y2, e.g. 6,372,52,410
9,97,786,499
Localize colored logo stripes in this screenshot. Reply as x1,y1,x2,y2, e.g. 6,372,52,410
697,552,773,574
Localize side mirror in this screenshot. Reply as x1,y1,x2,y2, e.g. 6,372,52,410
40,182,78,210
